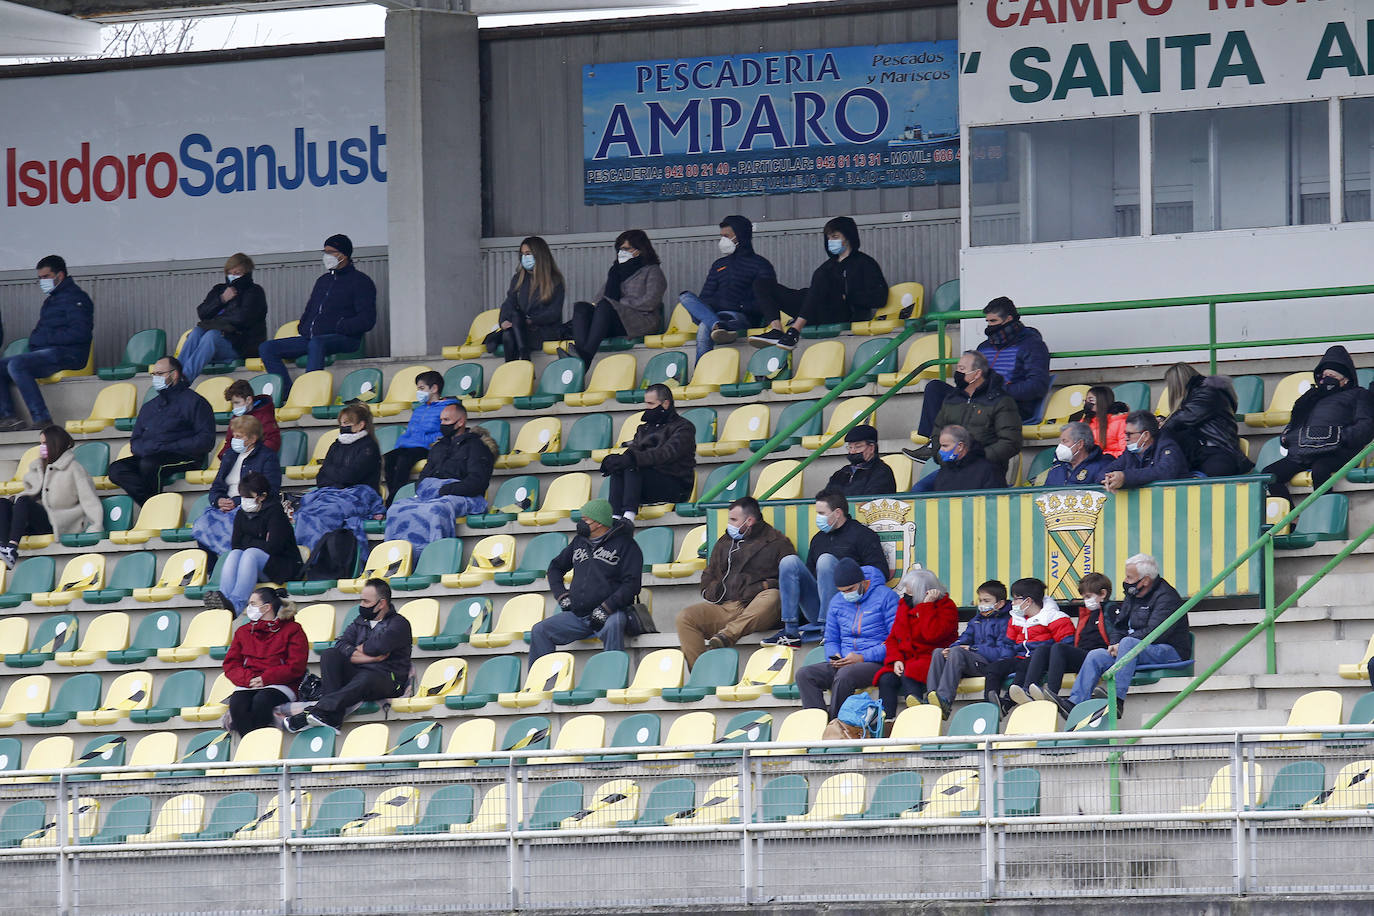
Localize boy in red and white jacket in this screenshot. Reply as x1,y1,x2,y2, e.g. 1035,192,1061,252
983,577,1073,713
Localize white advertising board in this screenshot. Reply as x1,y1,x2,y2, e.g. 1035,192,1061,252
0,49,386,271
960,0,1374,125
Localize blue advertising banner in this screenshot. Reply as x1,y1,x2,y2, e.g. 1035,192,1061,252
583,41,959,205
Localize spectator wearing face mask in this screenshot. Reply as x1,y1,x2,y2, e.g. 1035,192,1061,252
0,425,101,570
385,402,499,554
221,587,307,735
796,558,899,720
601,384,696,521
218,379,280,459
107,356,216,505
1068,385,1129,457
981,578,1072,714
825,425,897,497
258,234,376,398
488,236,566,362
1044,422,1114,487
905,350,1022,474
1101,411,1189,493
564,229,667,366
528,499,643,662
201,472,299,616
1159,363,1253,478
180,253,268,382
192,415,283,566
678,215,776,360
0,255,93,433
1010,572,1122,707
383,370,458,506
925,579,1015,720
873,567,959,720
292,404,385,559
1263,345,1374,502
923,424,1006,492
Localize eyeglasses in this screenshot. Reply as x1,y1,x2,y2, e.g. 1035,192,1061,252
1124,429,1147,440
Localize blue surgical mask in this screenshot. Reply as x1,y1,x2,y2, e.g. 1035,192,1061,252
231,404,248,417
841,588,863,603
38,277,55,294
827,238,844,255
520,253,535,271
1125,441,1140,454
726,524,744,541
415,389,430,405
814,512,832,533
230,437,246,454
938,447,959,463
151,374,169,391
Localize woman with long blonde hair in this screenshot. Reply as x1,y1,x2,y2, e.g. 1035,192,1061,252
1160,362,1252,478
487,236,566,361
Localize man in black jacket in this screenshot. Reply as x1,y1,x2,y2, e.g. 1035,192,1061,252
529,499,643,662
1263,345,1374,501
678,215,776,358
285,578,411,732
825,424,897,498
1056,553,1189,718
602,384,696,521
749,216,888,351
181,252,268,382
417,403,496,498
763,489,890,647
926,425,1006,492
0,255,94,432
107,356,216,504
1102,411,1189,493
906,350,1023,473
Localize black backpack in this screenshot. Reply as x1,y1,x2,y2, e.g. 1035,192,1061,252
298,529,358,582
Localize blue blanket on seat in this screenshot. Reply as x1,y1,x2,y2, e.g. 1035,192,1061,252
385,478,488,555
294,485,384,556
192,504,238,557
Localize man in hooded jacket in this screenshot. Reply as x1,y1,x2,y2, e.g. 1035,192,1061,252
1263,345,1374,501
601,384,696,520
748,216,889,351
678,215,776,359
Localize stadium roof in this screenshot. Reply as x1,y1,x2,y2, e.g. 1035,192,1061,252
6,0,701,23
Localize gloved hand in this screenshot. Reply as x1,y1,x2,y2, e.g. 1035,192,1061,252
600,454,627,475
589,606,609,628
558,594,573,612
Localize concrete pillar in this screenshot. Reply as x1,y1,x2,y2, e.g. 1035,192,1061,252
384,9,481,359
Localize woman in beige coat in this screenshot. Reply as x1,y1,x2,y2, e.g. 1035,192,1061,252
565,229,667,366
0,425,101,568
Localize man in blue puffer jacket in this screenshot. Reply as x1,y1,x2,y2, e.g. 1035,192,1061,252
383,370,457,506
678,215,776,360
796,558,898,719
0,255,94,431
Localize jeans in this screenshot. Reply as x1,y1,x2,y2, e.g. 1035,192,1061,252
220,547,269,614
227,686,290,736
796,660,883,719
607,466,692,515
528,610,627,663
257,334,360,396
311,647,400,727
778,553,837,636
1070,637,1182,703
0,349,64,423
180,328,240,382
916,379,955,438
680,291,748,360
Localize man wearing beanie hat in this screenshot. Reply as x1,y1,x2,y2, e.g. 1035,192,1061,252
795,557,898,719
258,233,377,398
530,498,643,662
825,423,897,498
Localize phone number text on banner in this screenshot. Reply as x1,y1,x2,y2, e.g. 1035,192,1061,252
582,41,959,205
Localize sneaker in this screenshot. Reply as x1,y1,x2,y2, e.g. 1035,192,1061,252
710,324,738,345
1027,683,1052,702
1050,693,1076,719
202,590,230,611
282,712,310,734
306,711,340,734
748,328,787,348
1008,684,1033,706
1091,684,1109,700
778,328,800,351
0,417,28,433
902,443,934,461
760,630,801,647
928,690,952,721
0,544,16,571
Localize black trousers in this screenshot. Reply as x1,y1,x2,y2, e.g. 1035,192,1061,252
227,686,290,736
107,453,201,505
1023,643,1092,697
982,656,1029,699
875,672,926,720
753,274,851,327
1265,446,1361,501
311,646,399,727
0,496,51,546
571,300,627,366
608,466,692,515
384,447,429,506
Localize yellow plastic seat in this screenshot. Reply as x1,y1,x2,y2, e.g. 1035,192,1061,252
35,554,107,608
76,670,153,725
561,779,640,829
716,646,795,702
680,348,739,400
373,365,435,417
904,770,980,819
753,460,804,500
455,783,522,833
698,405,770,458
497,417,561,470
420,717,496,768
883,454,913,492
544,713,607,764
0,615,25,661
877,333,956,388
1263,689,1343,742
772,341,846,396
801,398,876,451
109,492,183,545
1306,760,1374,814
242,321,299,372
1265,497,1295,537
1181,763,1263,813
644,302,697,349
193,376,235,410
443,309,501,360
443,535,517,590
590,412,643,463
284,429,337,481
868,704,942,753
294,604,336,647
642,711,717,761
233,791,312,841
209,726,282,776
107,731,178,780
652,525,707,579
94,444,131,490
55,611,129,666
0,446,40,496
20,797,99,847
134,549,207,602
66,382,137,434
758,708,829,758
315,722,389,773
518,472,589,526
465,359,534,413
181,673,235,722
276,370,335,422
996,699,1059,749
853,281,924,335
183,456,221,486
1023,385,1091,440
1339,633,1374,680
606,649,686,704
127,794,206,843
788,772,867,822
467,593,545,648
2,735,74,785
340,786,420,837
398,598,441,640
338,540,414,592
158,609,231,663
667,777,740,826
0,675,50,727
1245,372,1312,428
498,652,575,708
562,354,638,407
41,344,94,382
391,658,467,713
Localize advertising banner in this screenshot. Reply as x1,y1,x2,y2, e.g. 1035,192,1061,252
960,1,1374,125
582,41,960,204
0,49,386,271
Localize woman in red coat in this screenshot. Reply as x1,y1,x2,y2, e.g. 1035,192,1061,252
222,586,308,735
873,567,960,719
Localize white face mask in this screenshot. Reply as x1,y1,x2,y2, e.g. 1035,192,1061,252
718,236,737,256
38,277,55,294
239,497,261,513
230,437,247,454
151,374,169,391
338,430,366,445
617,249,634,264
323,254,341,271
231,403,249,417
244,605,263,622
1055,442,1075,463
1083,595,1101,611
226,273,241,284
415,388,430,404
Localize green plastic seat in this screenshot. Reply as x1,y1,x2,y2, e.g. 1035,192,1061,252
278,429,309,468
130,669,205,724
593,713,662,763
84,551,157,604
850,771,923,820
0,800,47,848
83,795,152,845
70,734,128,780
1112,381,1152,414
995,767,1041,816
1024,447,1058,487
827,337,897,390
760,774,808,822
1256,760,1326,810
73,441,110,479
493,531,568,587
162,493,208,543
284,726,337,771
931,278,959,312
616,351,689,403
1274,493,1348,550
7,609,75,667
926,701,1001,752
720,346,790,398
484,715,551,765
1044,698,1111,750
630,777,695,827
703,710,773,759
375,424,403,457
378,720,444,769
391,538,463,590
69,495,137,548
186,791,260,841
635,528,673,572
313,367,384,420
164,730,232,778
250,373,287,408
541,413,612,467
444,363,484,400
681,406,717,446
397,784,475,835
108,609,181,664
554,651,630,706
445,655,521,710
0,738,20,774
419,597,492,650
529,780,585,830
300,788,366,838
677,464,746,518
1231,375,1266,418
752,401,824,451
98,329,167,380
513,357,584,410
286,549,363,597
468,475,539,528
773,646,826,701
2,338,28,358
662,647,739,702
27,671,101,726
114,389,157,432
0,556,56,611
187,553,228,607
480,419,510,458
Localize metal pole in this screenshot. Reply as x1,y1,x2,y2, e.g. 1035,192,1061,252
740,750,755,905
507,762,521,910
57,772,70,916
1208,301,1218,375
1264,540,1277,675
981,740,995,899
279,766,294,914
1233,736,1250,896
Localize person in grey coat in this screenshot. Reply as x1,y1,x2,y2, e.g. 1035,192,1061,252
567,229,667,366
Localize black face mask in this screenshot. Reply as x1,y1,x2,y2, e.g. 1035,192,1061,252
1319,376,1342,391
575,520,591,538
644,405,670,424
847,452,868,466
358,602,379,621
953,370,968,389
1122,580,1142,598
984,319,1022,347
440,422,461,438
